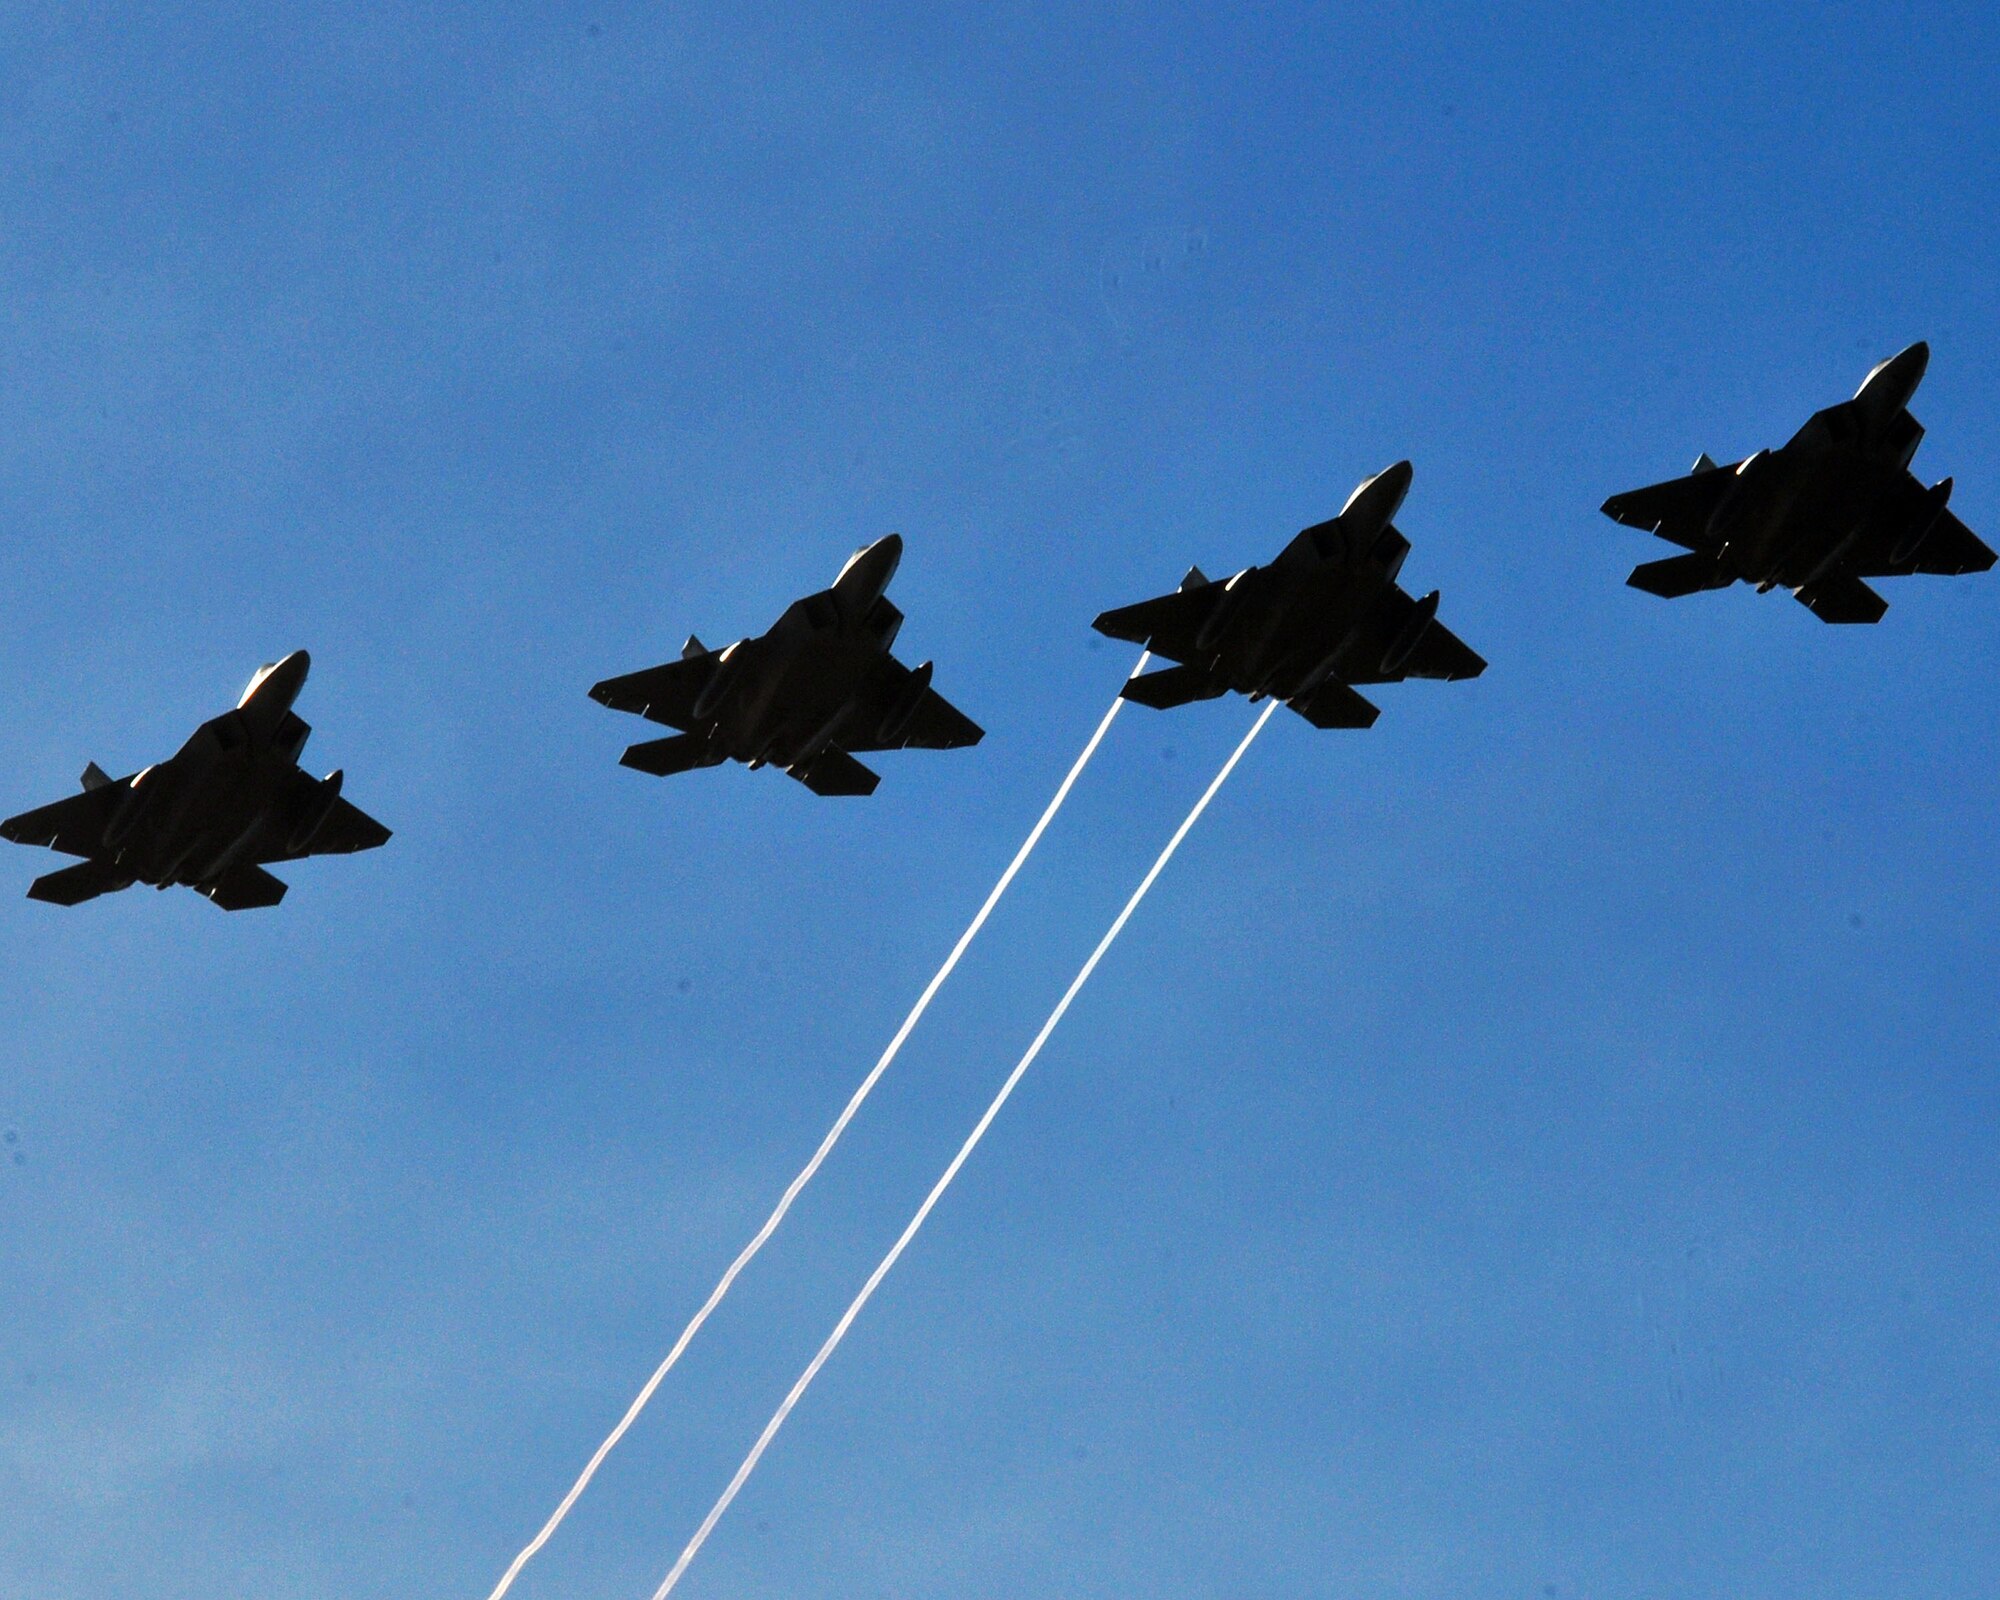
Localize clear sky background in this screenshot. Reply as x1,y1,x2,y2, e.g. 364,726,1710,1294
1,4,1996,1597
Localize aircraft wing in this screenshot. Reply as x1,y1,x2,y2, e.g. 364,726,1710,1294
845,660,984,752
258,767,392,861
1899,507,1997,576
297,797,392,857
1394,615,1485,681
1849,473,1996,578
890,688,982,750
1344,585,1487,685
0,779,128,858
589,648,720,730
1600,462,1740,550
1092,575,1222,663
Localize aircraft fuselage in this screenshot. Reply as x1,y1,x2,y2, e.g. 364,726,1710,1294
1189,537,1404,703
104,651,318,889
1708,432,1917,594
708,616,904,773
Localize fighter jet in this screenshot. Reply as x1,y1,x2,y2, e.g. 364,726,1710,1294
1601,342,1993,623
589,534,983,796
1092,462,1485,728
0,651,390,910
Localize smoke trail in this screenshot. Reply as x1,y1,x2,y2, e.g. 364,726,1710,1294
649,696,1281,1599
483,655,1147,1600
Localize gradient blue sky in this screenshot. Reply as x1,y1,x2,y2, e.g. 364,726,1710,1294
2,4,1996,1596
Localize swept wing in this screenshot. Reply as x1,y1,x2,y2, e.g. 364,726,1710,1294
1345,583,1487,684
1849,473,1995,578
271,775,392,859
844,658,984,752
589,639,721,730
1600,460,1738,551
1091,570,1220,664
0,779,128,858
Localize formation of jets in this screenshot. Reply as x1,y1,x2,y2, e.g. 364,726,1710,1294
2,344,1988,909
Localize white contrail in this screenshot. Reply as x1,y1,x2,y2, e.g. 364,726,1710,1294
483,654,1147,1600
649,695,1281,1600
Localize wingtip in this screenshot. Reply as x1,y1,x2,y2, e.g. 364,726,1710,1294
1090,610,1149,644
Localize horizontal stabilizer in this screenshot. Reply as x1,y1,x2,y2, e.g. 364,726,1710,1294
1289,680,1379,730
792,747,880,797
1628,553,1732,599
202,864,288,911
1180,565,1209,592
1120,662,1227,711
1796,573,1887,625
27,859,134,906
81,762,113,792
1692,453,1719,473
621,734,724,778
682,635,707,660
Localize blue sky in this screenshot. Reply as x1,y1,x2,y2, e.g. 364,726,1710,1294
1,3,1996,1596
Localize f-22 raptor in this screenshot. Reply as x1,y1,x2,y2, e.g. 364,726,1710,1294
590,534,983,796
1602,342,1993,623
0,651,390,909
1093,462,1485,728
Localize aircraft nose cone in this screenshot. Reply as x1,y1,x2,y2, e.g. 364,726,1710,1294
1858,341,1930,408
834,533,904,607
265,650,311,702
862,533,904,583
1884,341,1929,386
1340,459,1415,530
239,649,312,711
